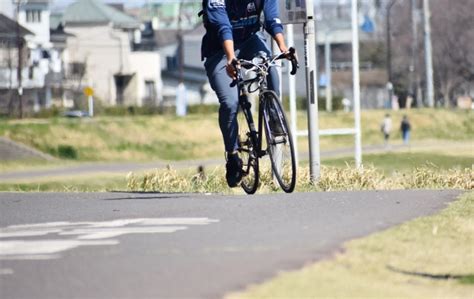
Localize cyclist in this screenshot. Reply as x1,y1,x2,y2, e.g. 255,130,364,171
201,0,292,187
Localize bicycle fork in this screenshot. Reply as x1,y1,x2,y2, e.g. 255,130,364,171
239,93,266,159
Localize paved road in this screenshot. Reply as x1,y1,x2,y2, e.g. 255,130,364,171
0,190,461,299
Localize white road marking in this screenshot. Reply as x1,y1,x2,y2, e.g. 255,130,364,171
0,240,119,256
0,218,219,262
67,226,188,240
0,268,14,275
0,229,62,238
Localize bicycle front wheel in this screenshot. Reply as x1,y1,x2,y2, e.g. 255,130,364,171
262,90,296,193
237,106,259,194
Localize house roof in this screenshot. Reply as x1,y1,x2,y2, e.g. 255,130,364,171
63,0,140,29
0,13,33,40
25,0,50,3
50,12,63,30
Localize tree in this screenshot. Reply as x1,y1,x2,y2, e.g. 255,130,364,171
390,0,474,107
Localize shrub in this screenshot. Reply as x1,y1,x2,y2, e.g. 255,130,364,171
57,145,78,159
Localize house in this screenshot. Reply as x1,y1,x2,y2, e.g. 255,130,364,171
60,0,163,107
0,13,44,116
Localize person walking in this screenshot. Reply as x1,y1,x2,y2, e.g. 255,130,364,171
200,0,294,187
381,113,392,148
400,115,411,145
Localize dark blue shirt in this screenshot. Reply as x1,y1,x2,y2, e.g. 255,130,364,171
202,0,284,59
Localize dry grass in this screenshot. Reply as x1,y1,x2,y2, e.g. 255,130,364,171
1,109,471,162
127,164,473,193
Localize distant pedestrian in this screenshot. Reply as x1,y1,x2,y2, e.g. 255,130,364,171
400,115,411,145
381,113,392,147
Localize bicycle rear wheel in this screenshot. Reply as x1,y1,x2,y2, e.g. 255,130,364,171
262,90,296,193
237,106,259,194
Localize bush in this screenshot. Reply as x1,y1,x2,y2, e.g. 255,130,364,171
57,145,78,159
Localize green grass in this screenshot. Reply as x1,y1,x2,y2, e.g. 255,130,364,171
1,109,472,163
226,192,474,299
323,152,473,173
0,175,127,192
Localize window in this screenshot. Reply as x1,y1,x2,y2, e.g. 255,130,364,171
26,10,42,23
144,80,156,101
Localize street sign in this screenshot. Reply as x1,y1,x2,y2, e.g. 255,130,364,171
83,86,94,97
279,0,307,24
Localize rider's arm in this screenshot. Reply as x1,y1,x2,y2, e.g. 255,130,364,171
273,33,288,53
223,40,238,79
205,1,237,78
263,0,287,52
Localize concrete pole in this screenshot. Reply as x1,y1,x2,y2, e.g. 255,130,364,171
423,0,435,107
351,0,362,168
324,31,332,112
409,0,419,105
287,24,298,166
304,0,321,181
16,0,23,119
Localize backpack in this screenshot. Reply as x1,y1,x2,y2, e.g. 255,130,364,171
198,0,264,28
197,0,209,28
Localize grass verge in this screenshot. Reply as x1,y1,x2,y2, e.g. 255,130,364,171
226,192,474,299
127,162,472,193
1,109,472,162
0,174,126,192
1,152,471,192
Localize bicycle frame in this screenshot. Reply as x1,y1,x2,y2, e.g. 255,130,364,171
236,51,291,160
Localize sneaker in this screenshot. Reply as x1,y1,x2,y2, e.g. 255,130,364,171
225,152,243,187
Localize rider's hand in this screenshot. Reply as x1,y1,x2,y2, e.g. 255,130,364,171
283,47,298,62
226,58,239,80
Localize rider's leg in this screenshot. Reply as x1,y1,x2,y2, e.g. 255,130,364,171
204,51,243,187
204,51,240,153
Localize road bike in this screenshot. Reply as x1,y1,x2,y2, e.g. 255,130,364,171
233,48,298,194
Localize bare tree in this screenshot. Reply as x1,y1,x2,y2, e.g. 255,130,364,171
431,0,474,106
390,0,474,107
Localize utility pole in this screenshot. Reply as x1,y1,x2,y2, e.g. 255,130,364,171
351,0,362,168
304,0,321,181
176,1,187,116
178,1,184,85
386,0,398,108
324,31,332,112
422,0,434,107
16,0,23,119
409,0,419,105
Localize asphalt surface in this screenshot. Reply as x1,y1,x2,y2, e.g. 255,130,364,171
0,190,461,299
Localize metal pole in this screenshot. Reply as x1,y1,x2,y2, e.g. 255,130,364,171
386,0,397,108
287,24,298,166
423,0,434,107
324,31,332,112
16,0,23,119
409,0,418,104
304,0,321,181
178,1,184,85
351,0,362,168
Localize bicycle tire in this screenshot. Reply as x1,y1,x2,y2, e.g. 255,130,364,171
262,90,296,193
237,106,259,194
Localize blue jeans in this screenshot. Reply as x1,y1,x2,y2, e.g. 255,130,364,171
204,33,280,152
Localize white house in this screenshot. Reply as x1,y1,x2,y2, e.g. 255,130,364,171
61,0,163,107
